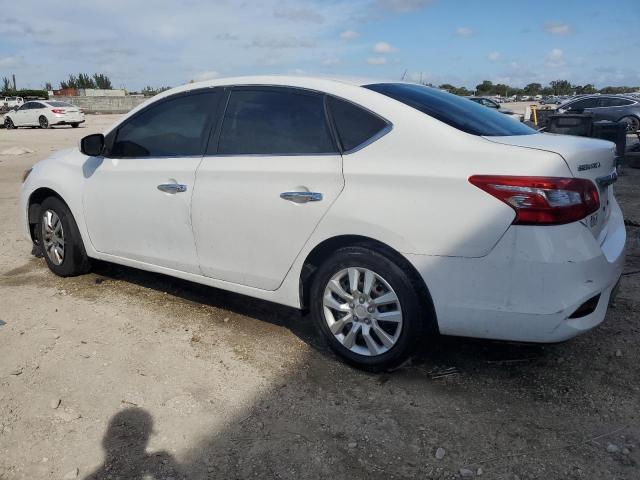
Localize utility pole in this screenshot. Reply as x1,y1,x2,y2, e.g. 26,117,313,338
12,74,16,91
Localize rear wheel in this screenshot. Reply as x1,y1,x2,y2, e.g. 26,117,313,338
71,123,79,128
36,197,91,277
620,116,640,133
39,115,50,129
310,246,427,371
4,117,15,129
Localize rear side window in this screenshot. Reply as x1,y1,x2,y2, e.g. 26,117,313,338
218,88,336,155
565,98,599,110
327,96,388,152
364,83,535,137
599,97,634,107
111,91,219,158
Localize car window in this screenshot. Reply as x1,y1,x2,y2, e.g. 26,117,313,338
31,102,44,109
327,96,389,152
599,97,634,107
47,101,74,107
218,88,336,155
565,98,599,110
18,103,30,111
111,90,219,158
365,83,535,136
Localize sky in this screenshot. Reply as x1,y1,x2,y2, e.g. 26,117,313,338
1,0,639,91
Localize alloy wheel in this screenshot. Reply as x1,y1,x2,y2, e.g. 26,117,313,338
42,210,65,265
323,267,403,357
39,116,49,128
4,117,14,129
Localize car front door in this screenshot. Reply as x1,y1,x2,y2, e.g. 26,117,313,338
12,103,32,126
191,86,344,290
82,89,221,274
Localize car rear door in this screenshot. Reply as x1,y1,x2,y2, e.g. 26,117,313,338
83,89,221,274
190,86,344,290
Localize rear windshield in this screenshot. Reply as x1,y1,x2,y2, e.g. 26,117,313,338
47,101,74,107
364,83,536,136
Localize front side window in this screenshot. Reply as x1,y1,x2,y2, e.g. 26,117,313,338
565,98,599,110
327,96,388,152
31,102,44,109
18,103,30,111
365,83,535,136
110,90,219,158
218,88,336,155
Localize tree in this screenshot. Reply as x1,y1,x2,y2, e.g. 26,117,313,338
549,79,572,95
524,83,542,96
93,73,112,89
2,76,11,92
45,82,53,91
475,80,494,94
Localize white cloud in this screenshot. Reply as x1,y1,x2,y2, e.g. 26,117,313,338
339,29,359,40
455,27,474,37
321,57,340,66
376,0,433,12
191,71,219,82
545,48,565,67
488,51,500,62
0,56,18,67
274,6,324,23
372,41,397,54
367,56,387,65
545,22,570,35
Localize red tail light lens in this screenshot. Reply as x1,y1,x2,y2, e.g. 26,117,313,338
51,108,64,114
469,175,600,225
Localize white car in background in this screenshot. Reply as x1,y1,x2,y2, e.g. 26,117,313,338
3,96,24,110
4,100,84,129
19,76,625,370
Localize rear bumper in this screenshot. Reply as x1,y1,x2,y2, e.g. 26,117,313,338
406,197,626,343
52,118,85,125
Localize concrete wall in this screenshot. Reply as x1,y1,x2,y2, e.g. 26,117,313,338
77,88,126,97
55,95,149,114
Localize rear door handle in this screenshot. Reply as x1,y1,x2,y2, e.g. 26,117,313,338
280,191,323,203
157,183,187,194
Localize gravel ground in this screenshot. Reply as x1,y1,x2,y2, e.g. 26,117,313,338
0,115,639,480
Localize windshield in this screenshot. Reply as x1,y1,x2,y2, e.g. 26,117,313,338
364,83,536,137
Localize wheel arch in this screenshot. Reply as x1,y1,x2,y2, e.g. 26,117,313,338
27,187,70,242
299,234,438,332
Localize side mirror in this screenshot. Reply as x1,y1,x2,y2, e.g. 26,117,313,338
80,133,105,156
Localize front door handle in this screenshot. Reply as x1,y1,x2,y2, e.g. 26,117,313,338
157,183,187,194
280,191,323,203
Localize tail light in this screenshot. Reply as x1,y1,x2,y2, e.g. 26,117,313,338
469,175,599,225
51,108,65,114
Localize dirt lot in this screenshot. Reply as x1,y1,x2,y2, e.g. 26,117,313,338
1,115,639,480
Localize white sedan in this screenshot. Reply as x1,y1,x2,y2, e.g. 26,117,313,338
4,100,84,129
19,76,625,370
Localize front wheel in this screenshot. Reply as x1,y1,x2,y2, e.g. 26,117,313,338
620,116,640,133
36,197,91,277
310,246,427,371
39,115,50,129
4,117,15,129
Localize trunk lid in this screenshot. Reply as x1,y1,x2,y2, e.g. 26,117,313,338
484,132,617,243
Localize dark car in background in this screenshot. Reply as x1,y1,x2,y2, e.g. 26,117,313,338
468,96,520,119
557,95,640,132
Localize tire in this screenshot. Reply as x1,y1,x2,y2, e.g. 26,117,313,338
619,116,640,133
71,123,79,128
310,246,428,371
39,115,50,129
4,117,15,129
36,197,91,277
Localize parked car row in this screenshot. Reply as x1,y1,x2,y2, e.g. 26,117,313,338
557,95,640,132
